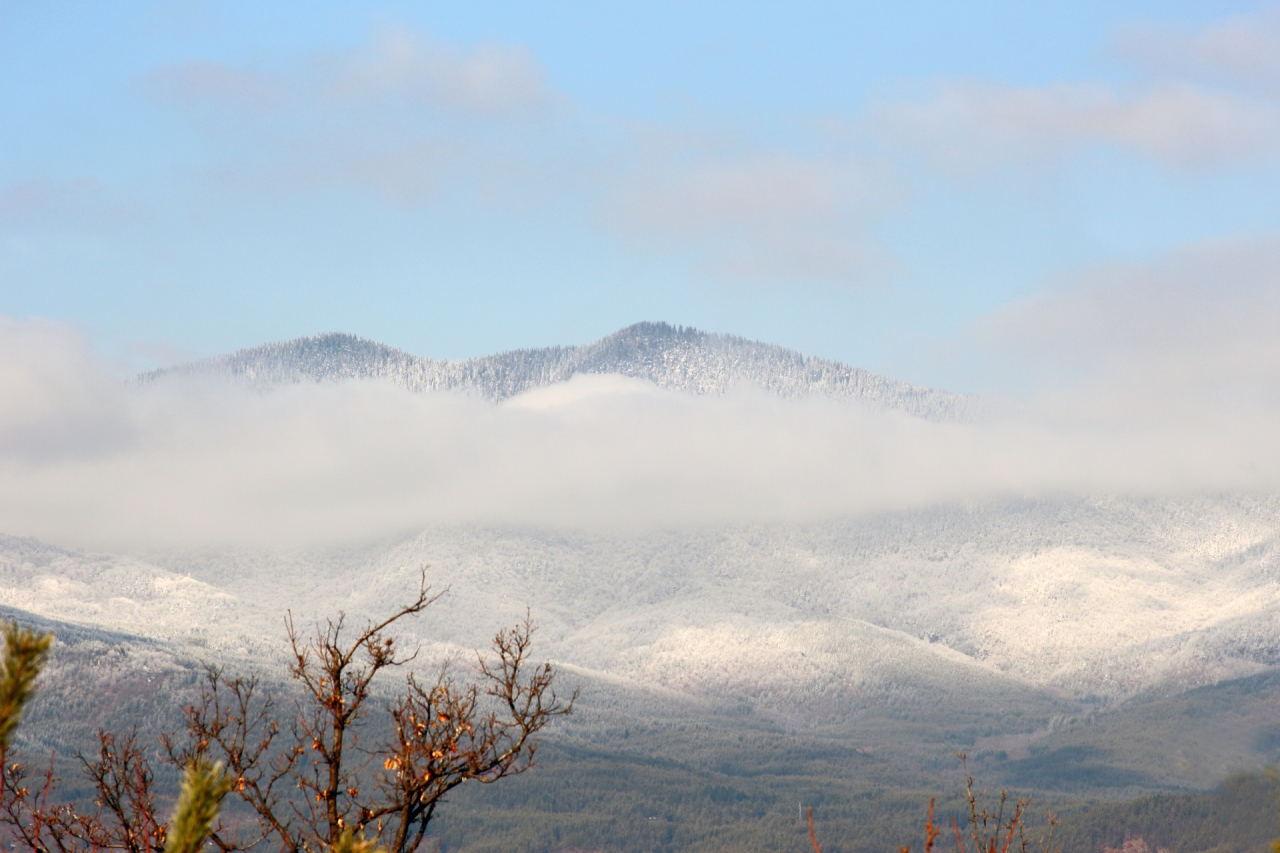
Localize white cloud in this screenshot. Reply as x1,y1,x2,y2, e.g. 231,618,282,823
971,237,1280,383
868,7,1280,174
502,373,660,409
145,28,551,116
1115,5,1280,93
608,151,899,285
0,318,133,463
136,27,903,284
144,60,290,111
108,10,1280,297
877,80,1280,172
613,154,859,232
931,236,1280,485
0,179,138,232
3,292,1279,551
318,28,551,114
139,27,564,205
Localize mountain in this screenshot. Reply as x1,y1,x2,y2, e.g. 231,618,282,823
140,322,975,422
11,324,1280,848
6,492,1280,783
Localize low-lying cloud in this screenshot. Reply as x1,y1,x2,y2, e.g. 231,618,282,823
4,236,1280,551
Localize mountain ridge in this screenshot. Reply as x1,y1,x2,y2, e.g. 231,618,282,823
6,494,1280,810
140,322,975,422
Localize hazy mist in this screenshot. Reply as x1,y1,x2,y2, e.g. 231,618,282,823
4,241,1278,551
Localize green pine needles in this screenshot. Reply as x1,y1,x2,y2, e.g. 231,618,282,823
330,828,389,853
165,761,234,853
0,622,52,750
0,620,233,853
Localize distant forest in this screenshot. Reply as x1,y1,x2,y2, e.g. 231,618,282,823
432,745,1280,853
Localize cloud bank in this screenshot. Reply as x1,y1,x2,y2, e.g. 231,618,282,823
4,238,1279,551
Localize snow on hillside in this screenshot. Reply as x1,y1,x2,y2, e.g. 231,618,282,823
4,494,1278,739
8,323,1278,768
140,323,974,422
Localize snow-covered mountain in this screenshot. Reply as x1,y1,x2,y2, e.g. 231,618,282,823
5,492,1280,789
10,324,1280,794
141,322,975,422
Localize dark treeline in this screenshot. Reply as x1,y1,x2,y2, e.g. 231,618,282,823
431,745,1280,853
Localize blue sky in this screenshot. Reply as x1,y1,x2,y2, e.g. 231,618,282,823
3,0,1279,391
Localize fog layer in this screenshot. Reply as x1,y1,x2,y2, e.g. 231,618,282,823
3,246,1279,549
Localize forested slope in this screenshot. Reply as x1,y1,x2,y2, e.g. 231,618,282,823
142,322,975,421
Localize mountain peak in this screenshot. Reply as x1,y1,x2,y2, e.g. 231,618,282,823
143,323,974,422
